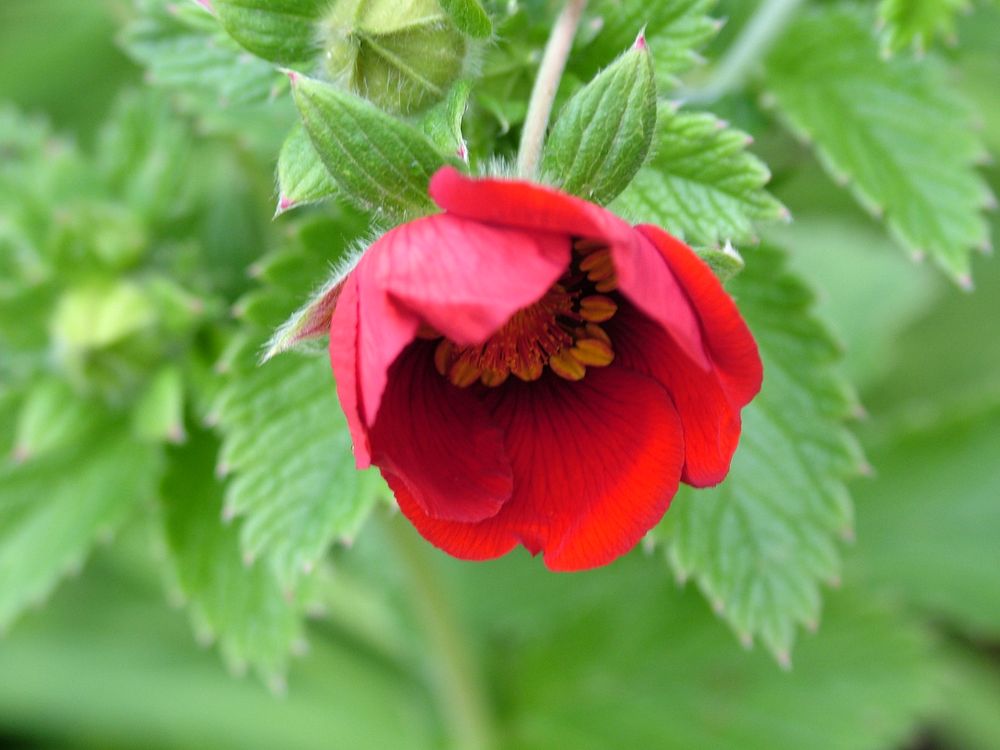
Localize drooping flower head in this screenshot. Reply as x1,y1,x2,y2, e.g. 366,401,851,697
329,167,762,571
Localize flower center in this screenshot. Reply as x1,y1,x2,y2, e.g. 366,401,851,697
432,239,620,388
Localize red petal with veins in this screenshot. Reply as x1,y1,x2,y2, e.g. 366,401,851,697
430,167,708,368
393,366,684,571
375,213,570,346
370,342,513,522
610,302,740,487
637,225,763,408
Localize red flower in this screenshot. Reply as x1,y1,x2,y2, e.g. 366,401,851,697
329,167,762,571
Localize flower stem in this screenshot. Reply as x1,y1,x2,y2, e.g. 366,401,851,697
381,511,495,750
517,0,588,179
680,0,804,104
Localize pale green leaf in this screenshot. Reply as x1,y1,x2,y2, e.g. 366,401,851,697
614,105,786,245
218,213,382,590
543,43,657,205
212,0,326,64
276,124,338,214
290,73,451,217
122,0,279,107
851,406,1000,639
160,430,304,681
0,416,161,632
574,0,719,89
878,0,967,54
652,244,863,659
214,350,382,590
765,6,991,282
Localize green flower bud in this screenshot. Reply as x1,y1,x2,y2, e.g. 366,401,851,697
320,0,467,115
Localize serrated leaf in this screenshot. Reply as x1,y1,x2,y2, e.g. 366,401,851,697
217,213,381,589
542,42,656,205
439,0,492,38
212,0,326,64
878,0,967,54
122,0,279,108
290,73,451,217
614,106,786,245
651,244,862,659
851,406,1000,639
574,0,718,89
0,415,161,631
160,429,304,680
765,6,990,282
276,124,338,214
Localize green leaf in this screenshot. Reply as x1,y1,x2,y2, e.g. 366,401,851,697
218,213,382,590
651,245,863,659
212,0,326,64
121,0,279,107
0,416,161,632
878,0,967,54
454,550,933,750
613,105,786,245
418,81,471,159
764,6,991,282
132,365,186,444
851,406,1000,639
160,429,304,682
573,0,719,89
542,42,657,205
289,73,451,217
213,350,382,591
276,124,338,215
439,0,492,38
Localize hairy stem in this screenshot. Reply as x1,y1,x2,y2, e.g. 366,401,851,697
517,0,588,179
681,0,804,104
382,512,495,750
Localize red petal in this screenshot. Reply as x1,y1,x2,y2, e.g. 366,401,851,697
637,225,762,408
394,366,684,571
429,168,708,369
374,213,569,346
430,166,634,242
609,302,741,487
371,342,513,523
328,273,370,467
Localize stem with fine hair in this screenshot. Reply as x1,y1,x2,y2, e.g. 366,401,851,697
680,0,804,104
517,0,588,179
380,511,495,750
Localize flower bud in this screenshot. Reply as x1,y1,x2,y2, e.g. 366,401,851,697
319,0,467,115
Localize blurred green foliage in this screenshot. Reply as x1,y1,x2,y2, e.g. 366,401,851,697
0,1,998,748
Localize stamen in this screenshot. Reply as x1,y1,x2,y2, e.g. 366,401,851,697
594,275,618,292
448,358,482,388
512,360,544,382
549,350,586,381
573,238,606,254
570,338,614,367
480,369,509,387
579,295,618,322
434,339,453,376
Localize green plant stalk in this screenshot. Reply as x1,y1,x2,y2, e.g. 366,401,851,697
381,511,495,750
517,0,589,179
682,0,805,104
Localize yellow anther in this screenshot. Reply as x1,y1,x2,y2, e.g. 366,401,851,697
579,248,612,273
583,323,611,345
448,358,482,388
549,349,586,381
512,359,544,382
434,339,453,376
573,238,606,254
595,275,619,292
480,368,510,387
579,295,618,323
571,338,614,367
